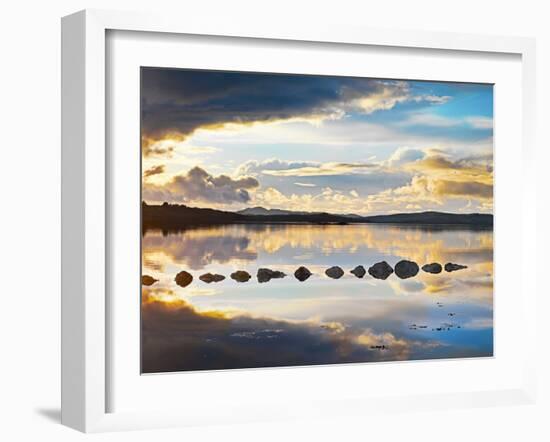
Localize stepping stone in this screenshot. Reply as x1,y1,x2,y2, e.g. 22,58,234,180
422,263,442,274
444,262,468,272
174,270,193,288
394,260,419,279
230,270,251,282
294,266,312,282
141,275,158,286
325,266,344,279
368,261,394,280
257,268,286,283
350,265,366,278
199,273,225,283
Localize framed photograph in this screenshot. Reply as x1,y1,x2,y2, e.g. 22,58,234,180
61,9,538,432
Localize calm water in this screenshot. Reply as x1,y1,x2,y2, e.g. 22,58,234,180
141,224,493,373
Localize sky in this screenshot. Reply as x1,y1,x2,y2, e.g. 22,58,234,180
141,68,493,215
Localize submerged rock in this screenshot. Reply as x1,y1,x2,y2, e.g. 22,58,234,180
422,263,442,274
141,275,158,286
294,266,312,282
350,265,366,278
257,268,286,283
444,262,468,272
394,260,420,279
368,261,394,280
174,270,193,288
325,266,344,279
230,270,252,282
199,273,226,283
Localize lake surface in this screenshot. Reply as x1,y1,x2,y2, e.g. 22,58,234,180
141,224,493,373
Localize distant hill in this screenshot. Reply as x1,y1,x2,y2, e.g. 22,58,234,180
142,203,493,230
238,206,364,219
361,211,493,226
237,207,317,216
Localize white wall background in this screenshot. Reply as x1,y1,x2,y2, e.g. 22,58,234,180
0,1,548,441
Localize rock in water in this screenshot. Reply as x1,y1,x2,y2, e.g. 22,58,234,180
394,260,419,279
199,273,225,283
294,266,312,282
174,271,193,287
444,263,468,272
230,270,252,282
422,263,442,274
257,268,286,283
141,275,158,286
350,265,366,278
325,266,344,279
368,261,394,280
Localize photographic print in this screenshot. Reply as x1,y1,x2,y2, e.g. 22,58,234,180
140,68,493,373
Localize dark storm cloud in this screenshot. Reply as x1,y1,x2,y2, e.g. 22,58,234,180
141,68,404,146
143,166,259,205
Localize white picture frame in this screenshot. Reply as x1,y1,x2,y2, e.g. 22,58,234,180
61,9,538,433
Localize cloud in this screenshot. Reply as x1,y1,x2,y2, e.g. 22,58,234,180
262,162,377,177
346,81,411,114
429,179,493,199
236,158,315,176
251,185,368,215
361,149,494,213
345,81,451,114
141,147,492,214
141,69,451,151
407,153,494,178
237,148,489,214
386,147,426,167
143,164,165,178
377,174,492,202
236,158,379,179
143,166,259,205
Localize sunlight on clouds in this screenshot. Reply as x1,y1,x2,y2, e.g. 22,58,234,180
262,162,377,177
347,81,450,115
362,149,494,213
140,71,493,216
352,87,409,113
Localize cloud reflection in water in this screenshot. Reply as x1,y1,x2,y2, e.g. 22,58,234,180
141,224,493,372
